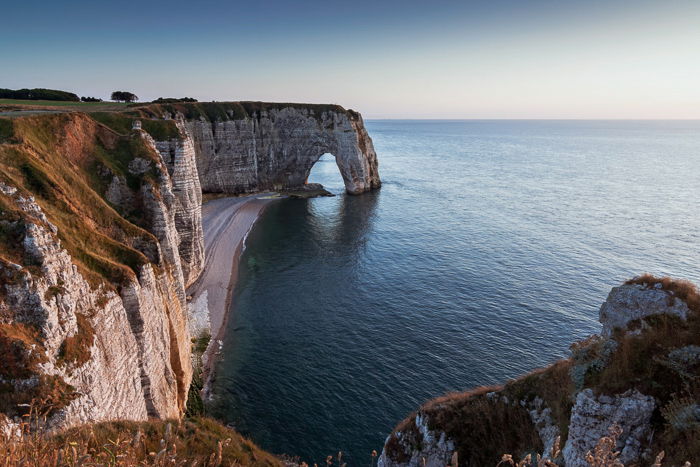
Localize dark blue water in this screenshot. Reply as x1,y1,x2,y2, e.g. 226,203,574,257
210,120,700,465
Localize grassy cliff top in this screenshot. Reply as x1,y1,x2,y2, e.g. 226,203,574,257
130,101,355,122
0,99,360,122
0,112,164,289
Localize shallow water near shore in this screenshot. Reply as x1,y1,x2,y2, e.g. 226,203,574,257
209,120,700,464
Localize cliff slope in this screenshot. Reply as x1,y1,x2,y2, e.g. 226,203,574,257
379,276,700,467
0,113,197,426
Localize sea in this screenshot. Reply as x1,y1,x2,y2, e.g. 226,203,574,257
208,120,700,465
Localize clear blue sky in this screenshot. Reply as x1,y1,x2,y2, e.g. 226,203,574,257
1,0,699,118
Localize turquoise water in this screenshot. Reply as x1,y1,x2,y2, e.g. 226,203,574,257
210,120,700,464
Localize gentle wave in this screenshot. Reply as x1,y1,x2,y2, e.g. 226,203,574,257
210,120,700,465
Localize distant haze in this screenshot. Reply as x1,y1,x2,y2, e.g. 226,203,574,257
1,0,699,119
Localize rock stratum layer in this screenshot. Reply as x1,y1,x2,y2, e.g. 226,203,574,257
0,102,380,430
379,276,700,467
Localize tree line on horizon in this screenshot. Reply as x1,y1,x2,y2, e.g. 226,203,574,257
0,87,198,104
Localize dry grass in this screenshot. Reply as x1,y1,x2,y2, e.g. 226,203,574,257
0,409,282,467
56,313,95,368
503,360,575,441
385,386,544,466
0,113,162,288
0,323,47,379
587,276,700,401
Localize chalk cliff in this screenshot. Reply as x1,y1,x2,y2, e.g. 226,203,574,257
139,102,381,195
0,114,200,427
0,102,380,430
379,276,700,467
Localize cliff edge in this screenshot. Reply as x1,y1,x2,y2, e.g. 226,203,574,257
0,101,380,431
379,276,700,467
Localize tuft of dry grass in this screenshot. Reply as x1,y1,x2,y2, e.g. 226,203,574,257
0,406,282,466
56,313,95,368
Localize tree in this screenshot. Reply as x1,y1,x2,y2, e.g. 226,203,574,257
0,88,79,101
111,91,138,103
81,96,103,102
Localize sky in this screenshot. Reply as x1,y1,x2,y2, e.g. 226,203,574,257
1,0,699,119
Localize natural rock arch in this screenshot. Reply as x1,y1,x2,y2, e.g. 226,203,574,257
177,104,381,195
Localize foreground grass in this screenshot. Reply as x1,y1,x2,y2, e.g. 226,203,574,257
1,415,283,466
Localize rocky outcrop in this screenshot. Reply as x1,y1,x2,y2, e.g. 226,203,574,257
147,103,380,195
563,389,655,466
599,283,689,337
378,414,455,467
379,277,700,466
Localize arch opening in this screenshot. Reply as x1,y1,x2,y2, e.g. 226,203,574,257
306,153,346,194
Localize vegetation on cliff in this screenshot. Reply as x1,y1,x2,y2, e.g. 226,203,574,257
383,276,700,466
131,101,352,122
0,112,180,416
0,113,162,288
1,411,282,466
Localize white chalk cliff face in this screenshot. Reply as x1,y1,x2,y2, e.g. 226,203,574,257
152,121,205,286
0,175,190,425
0,119,194,428
176,106,380,195
0,104,381,430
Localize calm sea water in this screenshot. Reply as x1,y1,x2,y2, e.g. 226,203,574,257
210,120,700,464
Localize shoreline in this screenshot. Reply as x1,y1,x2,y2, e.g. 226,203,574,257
186,193,278,394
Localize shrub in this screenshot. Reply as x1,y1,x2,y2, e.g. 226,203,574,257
152,97,198,103
56,313,95,368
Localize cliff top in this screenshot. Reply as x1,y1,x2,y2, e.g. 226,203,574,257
0,99,362,122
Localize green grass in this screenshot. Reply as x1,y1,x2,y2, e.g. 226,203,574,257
0,99,130,112
0,117,12,141
90,111,181,140
133,101,349,122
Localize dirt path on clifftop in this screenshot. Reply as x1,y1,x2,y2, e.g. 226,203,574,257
187,195,276,345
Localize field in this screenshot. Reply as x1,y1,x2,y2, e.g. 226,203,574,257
0,99,130,113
